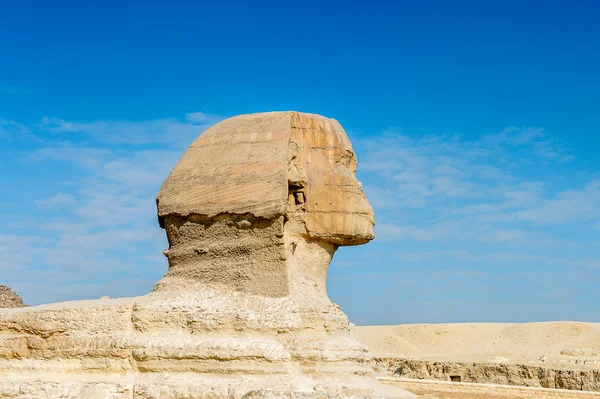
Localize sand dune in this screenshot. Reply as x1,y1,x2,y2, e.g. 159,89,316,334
356,322,600,368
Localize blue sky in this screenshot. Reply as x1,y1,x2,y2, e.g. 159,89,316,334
1,0,599,324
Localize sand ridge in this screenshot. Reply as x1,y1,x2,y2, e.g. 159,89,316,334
356,322,600,369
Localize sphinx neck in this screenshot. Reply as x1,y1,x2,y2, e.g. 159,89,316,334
284,219,337,303
154,214,290,297
154,214,339,306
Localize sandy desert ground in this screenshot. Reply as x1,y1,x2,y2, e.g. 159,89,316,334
357,321,600,369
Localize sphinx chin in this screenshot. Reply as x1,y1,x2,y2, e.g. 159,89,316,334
0,112,413,399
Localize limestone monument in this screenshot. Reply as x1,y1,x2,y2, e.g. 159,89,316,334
0,285,26,308
0,112,414,398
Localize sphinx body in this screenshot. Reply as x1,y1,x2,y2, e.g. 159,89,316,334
0,112,413,398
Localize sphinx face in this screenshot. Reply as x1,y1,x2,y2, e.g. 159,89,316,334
289,113,375,246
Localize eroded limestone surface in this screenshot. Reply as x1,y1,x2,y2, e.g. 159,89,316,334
374,357,600,391
0,112,413,399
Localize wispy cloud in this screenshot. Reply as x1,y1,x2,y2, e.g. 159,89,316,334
376,222,464,241
35,193,77,210
353,125,598,280
0,118,30,141
481,126,545,146
185,111,223,124
387,249,597,269
357,127,568,213
39,113,222,146
517,180,600,224
0,235,52,272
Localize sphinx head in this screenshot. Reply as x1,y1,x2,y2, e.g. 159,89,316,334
155,112,374,296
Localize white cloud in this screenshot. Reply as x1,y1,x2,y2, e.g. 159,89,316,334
185,111,222,124
36,193,78,210
0,234,52,272
356,126,572,214
27,147,113,169
479,228,527,244
517,180,600,224
39,114,219,147
482,126,545,146
99,150,181,188
377,220,557,248
478,127,573,162
356,125,598,275
376,221,466,241
0,118,30,141
532,140,575,162
362,186,399,209
388,249,598,270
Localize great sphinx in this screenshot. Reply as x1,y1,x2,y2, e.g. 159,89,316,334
0,112,413,398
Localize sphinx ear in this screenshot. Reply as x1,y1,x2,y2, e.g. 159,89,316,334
287,140,308,207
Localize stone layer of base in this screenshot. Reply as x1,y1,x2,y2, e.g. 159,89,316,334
0,373,415,399
373,357,600,392
380,377,600,399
